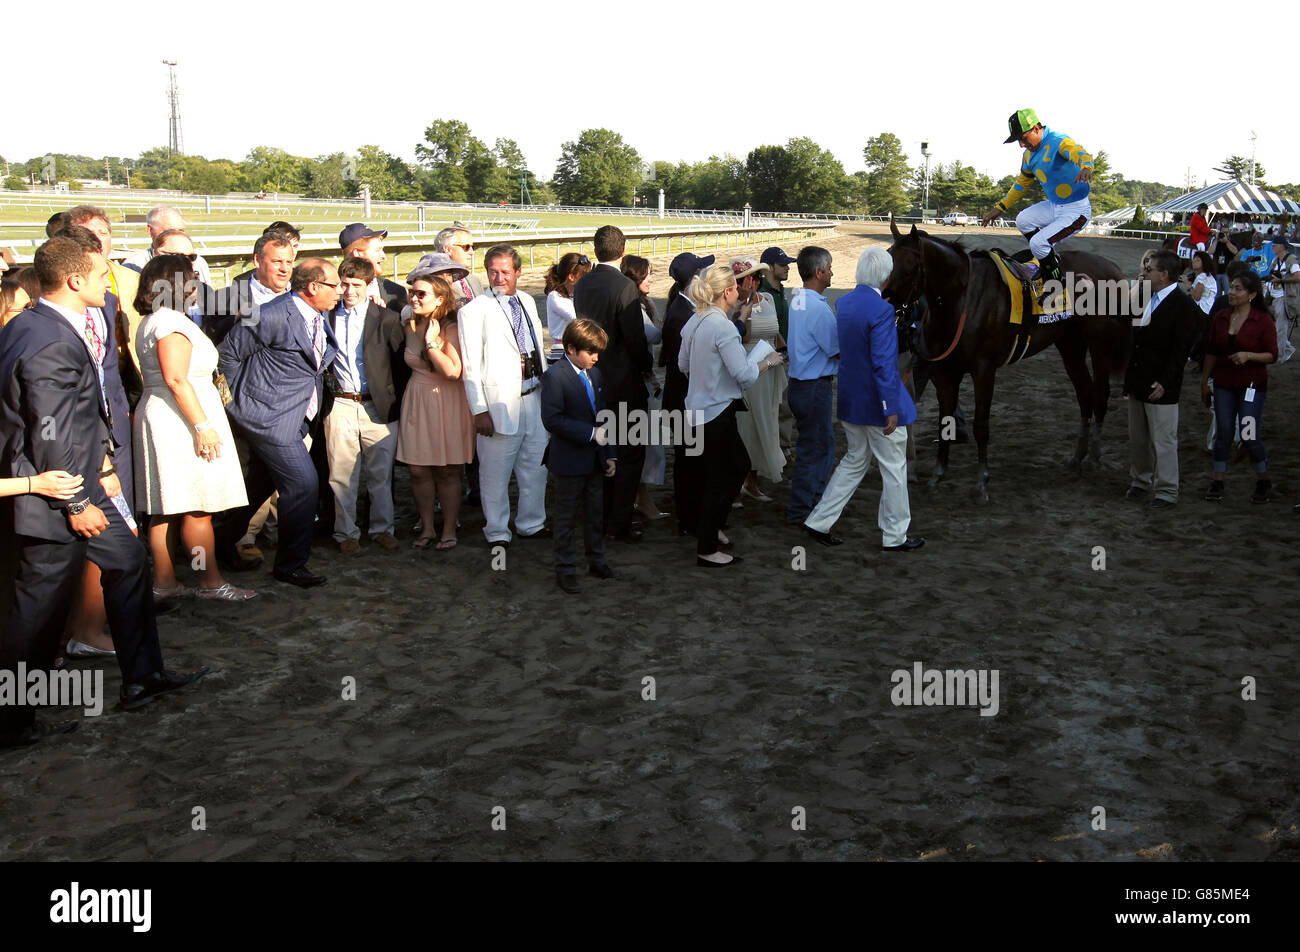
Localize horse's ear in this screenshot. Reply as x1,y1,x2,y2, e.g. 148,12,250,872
889,215,901,240
909,223,918,236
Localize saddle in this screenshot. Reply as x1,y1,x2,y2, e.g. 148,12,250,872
986,249,1074,366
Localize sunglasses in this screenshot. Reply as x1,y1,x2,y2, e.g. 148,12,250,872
577,255,590,266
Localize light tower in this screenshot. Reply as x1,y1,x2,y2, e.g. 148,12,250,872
163,59,184,155
920,141,932,216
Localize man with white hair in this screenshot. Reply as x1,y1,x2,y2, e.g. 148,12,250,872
122,206,213,285
801,245,924,551
433,225,484,300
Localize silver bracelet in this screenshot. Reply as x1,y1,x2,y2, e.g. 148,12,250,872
193,420,211,433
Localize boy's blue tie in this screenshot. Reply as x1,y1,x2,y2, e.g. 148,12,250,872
578,369,597,412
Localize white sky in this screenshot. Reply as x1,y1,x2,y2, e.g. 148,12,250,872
6,0,1295,193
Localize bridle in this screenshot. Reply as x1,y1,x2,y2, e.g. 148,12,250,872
886,235,969,363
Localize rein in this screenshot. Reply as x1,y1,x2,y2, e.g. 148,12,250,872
898,236,969,363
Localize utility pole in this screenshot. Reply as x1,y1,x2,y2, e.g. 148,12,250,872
163,59,184,156
921,141,932,217
1249,130,1257,185
106,157,111,186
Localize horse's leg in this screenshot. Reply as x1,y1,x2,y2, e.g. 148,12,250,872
1055,330,1094,470
972,361,998,502
929,366,960,491
971,361,996,503
1086,330,1114,464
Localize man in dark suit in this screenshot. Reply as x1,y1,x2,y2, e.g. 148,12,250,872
572,225,652,541
207,231,296,347
216,259,340,586
1125,249,1200,509
340,223,407,313
0,237,208,747
541,318,618,594
324,258,406,554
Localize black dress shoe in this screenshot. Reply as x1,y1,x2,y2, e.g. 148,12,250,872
803,525,843,547
696,554,743,568
1148,498,1175,510
218,549,262,572
588,563,619,580
120,667,211,711
273,567,327,588
556,574,581,594
0,718,78,750
1124,487,1146,501
517,527,552,540
606,528,644,543
882,537,926,552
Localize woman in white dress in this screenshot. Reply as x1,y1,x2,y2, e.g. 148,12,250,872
133,255,255,601
730,257,787,502
621,255,669,519
544,252,592,364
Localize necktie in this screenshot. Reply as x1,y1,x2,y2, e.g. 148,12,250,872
579,369,597,413
306,310,324,419
509,296,530,358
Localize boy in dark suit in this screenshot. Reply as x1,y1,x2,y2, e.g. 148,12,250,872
541,319,618,594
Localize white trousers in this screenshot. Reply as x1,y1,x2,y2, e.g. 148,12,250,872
324,398,398,541
1016,197,1092,259
477,390,549,542
804,421,911,546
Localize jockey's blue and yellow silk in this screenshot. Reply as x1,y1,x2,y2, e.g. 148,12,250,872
995,126,1093,212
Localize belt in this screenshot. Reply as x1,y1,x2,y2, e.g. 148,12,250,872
334,391,371,402
521,386,539,397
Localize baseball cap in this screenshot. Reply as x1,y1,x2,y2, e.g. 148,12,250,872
669,252,715,285
1004,108,1041,144
339,222,388,248
760,247,796,266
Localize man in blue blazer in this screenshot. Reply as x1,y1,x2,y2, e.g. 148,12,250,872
541,319,618,594
802,247,925,552
216,259,340,586
0,238,208,746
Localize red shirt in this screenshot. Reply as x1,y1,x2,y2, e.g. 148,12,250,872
1206,306,1277,388
1190,213,1210,248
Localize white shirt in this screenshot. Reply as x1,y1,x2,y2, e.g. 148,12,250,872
1269,256,1298,299
546,290,577,352
1191,273,1217,315
332,302,368,393
40,296,104,352
291,294,325,367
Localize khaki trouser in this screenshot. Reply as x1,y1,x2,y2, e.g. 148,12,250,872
323,398,398,541
1128,399,1180,502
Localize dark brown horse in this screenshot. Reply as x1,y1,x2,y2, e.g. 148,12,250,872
883,220,1131,502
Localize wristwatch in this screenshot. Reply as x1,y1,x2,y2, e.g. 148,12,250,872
66,499,92,516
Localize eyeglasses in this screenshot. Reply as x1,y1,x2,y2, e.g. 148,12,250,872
409,289,431,299
314,280,340,289
577,255,590,266
161,252,198,262
452,243,474,251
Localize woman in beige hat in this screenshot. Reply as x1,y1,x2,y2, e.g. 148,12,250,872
730,257,787,502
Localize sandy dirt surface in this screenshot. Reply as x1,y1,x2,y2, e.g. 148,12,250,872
2,225,1297,861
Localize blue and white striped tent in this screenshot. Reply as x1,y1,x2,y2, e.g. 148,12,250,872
1148,180,1300,216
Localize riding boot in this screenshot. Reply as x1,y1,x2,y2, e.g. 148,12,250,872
1037,250,1064,306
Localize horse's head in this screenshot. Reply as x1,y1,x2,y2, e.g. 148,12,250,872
882,217,929,313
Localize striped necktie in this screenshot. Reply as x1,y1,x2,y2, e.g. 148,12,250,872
306,309,324,419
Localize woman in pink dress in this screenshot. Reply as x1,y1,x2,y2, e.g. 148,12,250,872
397,275,475,550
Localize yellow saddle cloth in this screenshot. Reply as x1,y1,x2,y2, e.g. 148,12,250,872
989,251,1073,324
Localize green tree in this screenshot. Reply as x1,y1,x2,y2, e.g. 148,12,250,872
303,153,351,199
781,137,851,212
352,145,417,201
745,145,788,210
1214,155,1265,183
1085,150,1124,213
3,175,26,190
415,119,485,202
688,155,748,209
553,128,642,206
240,146,307,192
861,133,912,215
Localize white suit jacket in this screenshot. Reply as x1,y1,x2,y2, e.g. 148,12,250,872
458,289,546,436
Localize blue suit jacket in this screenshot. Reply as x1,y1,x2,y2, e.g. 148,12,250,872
835,284,917,428
540,358,615,476
218,292,339,445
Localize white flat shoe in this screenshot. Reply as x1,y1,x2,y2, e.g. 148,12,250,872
740,485,772,502
65,639,116,658
196,583,258,602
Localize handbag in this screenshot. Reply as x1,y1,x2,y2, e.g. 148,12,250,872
213,371,233,407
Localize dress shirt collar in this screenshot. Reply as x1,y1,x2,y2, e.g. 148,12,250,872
597,261,621,271
39,297,91,329
292,293,324,323
566,355,587,377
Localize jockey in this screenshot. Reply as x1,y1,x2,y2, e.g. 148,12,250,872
980,108,1094,287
